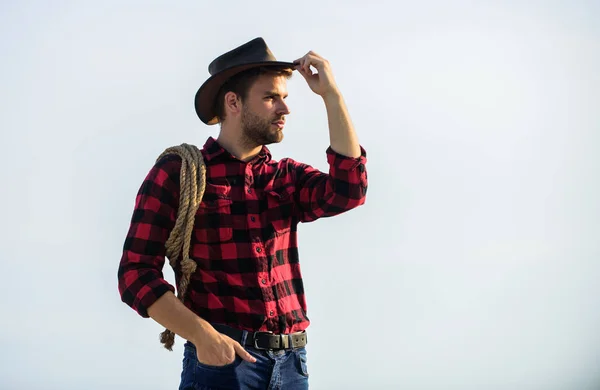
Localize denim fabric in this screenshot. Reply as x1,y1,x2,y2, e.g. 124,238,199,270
179,330,309,390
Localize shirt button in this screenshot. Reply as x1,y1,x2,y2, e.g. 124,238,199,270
256,247,262,253
247,188,252,194
269,310,274,316
250,216,256,222
261,279,267,284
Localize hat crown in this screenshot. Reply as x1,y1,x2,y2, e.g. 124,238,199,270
208,37,277,76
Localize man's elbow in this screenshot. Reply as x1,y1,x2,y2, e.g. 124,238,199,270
117,265,175,319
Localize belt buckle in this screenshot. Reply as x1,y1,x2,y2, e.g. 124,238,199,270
253,331,274,350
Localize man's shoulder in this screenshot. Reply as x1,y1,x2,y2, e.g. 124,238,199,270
153,142,207,170
155,152,183,170
147,146,188,182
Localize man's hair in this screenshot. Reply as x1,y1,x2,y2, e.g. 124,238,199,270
214,66,293,122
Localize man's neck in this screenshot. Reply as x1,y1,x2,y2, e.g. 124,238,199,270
216,126,262,162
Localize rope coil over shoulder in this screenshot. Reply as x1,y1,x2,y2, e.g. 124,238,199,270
155,143,206,350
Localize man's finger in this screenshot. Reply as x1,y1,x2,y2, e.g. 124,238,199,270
304,61,313,75
297,65,313,82
298,57,307,73
306,54,327,73
293,54,308,66
308,50,324,60
233,342,257,363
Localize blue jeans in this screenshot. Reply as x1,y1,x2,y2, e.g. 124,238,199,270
179,331,309,390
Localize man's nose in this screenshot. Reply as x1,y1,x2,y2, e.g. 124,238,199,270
276,100,290,116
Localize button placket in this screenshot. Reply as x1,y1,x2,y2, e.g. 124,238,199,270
264,291,276,319
245,166,254,195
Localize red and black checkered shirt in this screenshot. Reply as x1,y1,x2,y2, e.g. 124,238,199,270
118,137,368,334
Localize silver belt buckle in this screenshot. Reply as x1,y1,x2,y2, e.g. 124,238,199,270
253,331,274,350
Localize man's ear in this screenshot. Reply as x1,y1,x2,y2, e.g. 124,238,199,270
224,92,241,116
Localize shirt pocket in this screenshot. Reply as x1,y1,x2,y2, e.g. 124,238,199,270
194,184,233,243
265,184,296,236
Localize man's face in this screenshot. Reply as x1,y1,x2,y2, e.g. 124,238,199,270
240,74,290,147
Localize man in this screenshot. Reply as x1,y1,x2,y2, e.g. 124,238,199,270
118,37,368,389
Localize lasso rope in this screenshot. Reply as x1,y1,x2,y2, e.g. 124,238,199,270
155,143,206,350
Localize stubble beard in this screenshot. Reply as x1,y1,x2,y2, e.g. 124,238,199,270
240,106,284,148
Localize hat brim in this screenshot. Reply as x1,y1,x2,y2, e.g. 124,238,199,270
194,61,296,125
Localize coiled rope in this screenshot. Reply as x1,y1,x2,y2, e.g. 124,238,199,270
155,143,206,350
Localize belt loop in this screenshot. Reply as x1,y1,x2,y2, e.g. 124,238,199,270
240,329,248,346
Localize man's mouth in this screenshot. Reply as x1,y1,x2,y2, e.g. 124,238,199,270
272,120,285,129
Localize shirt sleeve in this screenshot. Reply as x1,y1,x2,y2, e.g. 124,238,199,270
117,155,181,318
291,145,368,223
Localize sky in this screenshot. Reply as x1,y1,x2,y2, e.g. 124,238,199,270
1,0,599,389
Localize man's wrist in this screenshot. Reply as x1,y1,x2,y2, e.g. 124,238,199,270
321,88,342,104
190,319,218,346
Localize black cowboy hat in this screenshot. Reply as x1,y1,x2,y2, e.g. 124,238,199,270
194,37,295,125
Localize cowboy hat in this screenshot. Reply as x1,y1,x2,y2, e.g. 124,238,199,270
194,37,295,125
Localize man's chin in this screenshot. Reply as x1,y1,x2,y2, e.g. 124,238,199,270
265,133,283,145
269,128,284,142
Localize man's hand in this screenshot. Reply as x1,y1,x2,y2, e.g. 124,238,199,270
293,50,361,158
192,328,257,366
294,51,340,99
146,291,256,366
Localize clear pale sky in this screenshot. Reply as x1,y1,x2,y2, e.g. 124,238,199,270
1,1,599,389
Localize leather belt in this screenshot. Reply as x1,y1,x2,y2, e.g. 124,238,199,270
212,323,307,351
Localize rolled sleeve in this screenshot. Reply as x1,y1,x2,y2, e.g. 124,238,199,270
292,145,368,222
326,145,368,172
117,155,181,318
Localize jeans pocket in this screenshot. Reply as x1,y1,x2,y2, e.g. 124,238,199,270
293,347,309,377
190,359,242,390
195,355,242,371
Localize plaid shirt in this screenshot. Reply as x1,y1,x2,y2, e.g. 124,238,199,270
118,137,368,334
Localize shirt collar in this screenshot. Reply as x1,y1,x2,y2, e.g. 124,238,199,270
202,137,272,164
